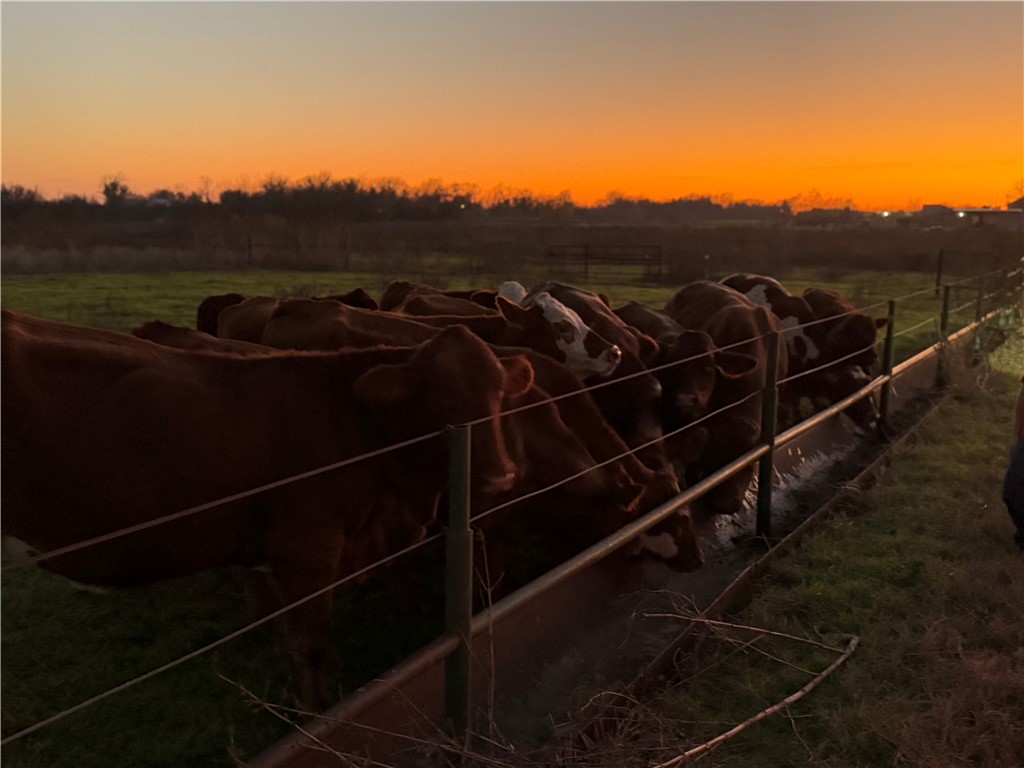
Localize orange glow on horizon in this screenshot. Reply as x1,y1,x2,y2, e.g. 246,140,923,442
2,2,1020,214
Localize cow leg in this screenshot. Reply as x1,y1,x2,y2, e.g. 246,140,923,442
266,539,345,712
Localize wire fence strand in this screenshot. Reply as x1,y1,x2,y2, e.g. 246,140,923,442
1,428,446,574
0,528,446,747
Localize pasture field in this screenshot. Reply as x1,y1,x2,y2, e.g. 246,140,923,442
0,267,1011,767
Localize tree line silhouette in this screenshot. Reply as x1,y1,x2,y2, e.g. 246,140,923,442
2,174,797,234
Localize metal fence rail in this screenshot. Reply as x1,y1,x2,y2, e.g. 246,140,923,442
255,266,1022,760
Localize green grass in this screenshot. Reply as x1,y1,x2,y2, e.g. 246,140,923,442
622,329,1024,768
1,542,451,767
0,271,392,331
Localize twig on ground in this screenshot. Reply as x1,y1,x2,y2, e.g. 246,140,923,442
648,635,860,768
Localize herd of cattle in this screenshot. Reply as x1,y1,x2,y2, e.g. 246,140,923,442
1,274,886,709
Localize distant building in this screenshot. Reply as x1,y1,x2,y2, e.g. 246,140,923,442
954,199,1023,232
793,207,872,229
914,204,959,229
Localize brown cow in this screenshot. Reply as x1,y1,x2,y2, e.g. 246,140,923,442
379,280,496,312
216,296,279,342
132,319,271,355
722,277,886,430
799,287,888,430
399,293,499,317
318,287,380,311
491,346,701,572
1,310,533,710
612,300,760,448
664,282,788,527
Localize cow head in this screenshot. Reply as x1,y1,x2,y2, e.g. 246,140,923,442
498,383,641,508
196,293,246,335
655,331,758,435
629,508,704,572
823,313,884,373
353,326,534,499
495,294,622,378
810,364,879,431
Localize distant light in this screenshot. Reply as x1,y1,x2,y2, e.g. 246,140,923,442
460,203,465,209
881,211,890,217
957,211,966,218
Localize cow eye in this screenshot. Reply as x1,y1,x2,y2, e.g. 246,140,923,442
554,321,577,343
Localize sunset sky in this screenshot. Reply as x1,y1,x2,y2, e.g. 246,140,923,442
2,1,1021,211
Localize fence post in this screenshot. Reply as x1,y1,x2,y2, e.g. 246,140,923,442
975,273,984,323
878,300,897,433
246,234,253,267
583,244,590,281
444,425,473,738
934,249,944,297
996,269,1013,328
937,285,951,387
756,331,780,540
973,273,986,354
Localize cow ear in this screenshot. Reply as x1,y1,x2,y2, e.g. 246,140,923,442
495,295,527,322
353,363,420,407
500,355,535,397
875,316,890,329
470,289,497,309
714,351,758,380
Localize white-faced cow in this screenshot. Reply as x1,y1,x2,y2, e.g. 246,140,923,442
518,282,672,469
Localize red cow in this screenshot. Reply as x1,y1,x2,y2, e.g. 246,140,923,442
664,282,788,527
612,300,759,450
2,310,532,710
379,280,497,312
720,274,823,427
721,274,884,429
201,288,378,336
132,319,271,355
